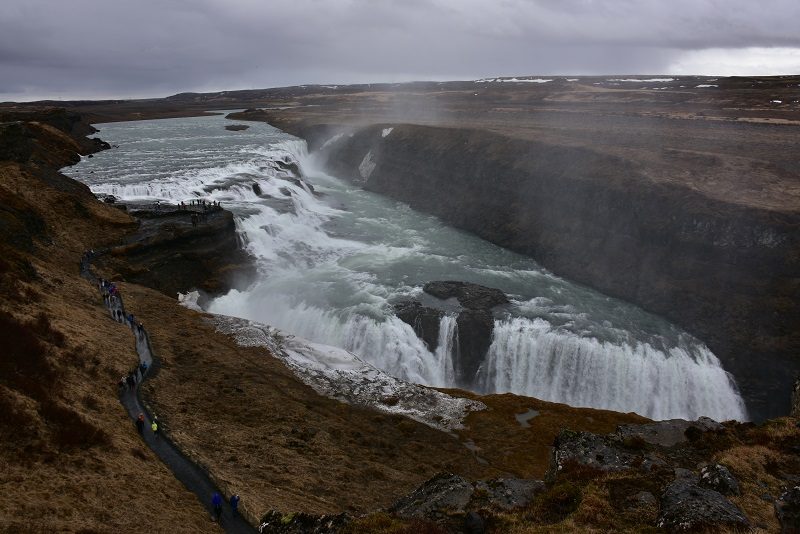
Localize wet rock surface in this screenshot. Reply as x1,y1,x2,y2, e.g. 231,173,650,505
394,300,444,350
657,479,750,532
423,281,509,310
395,281,509,387
225,124,250,131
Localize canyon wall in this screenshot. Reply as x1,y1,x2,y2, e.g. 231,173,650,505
279,121,799,421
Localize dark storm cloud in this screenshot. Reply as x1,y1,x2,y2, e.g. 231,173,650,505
2,0,799,101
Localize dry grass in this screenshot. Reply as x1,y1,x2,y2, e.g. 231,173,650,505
118,282,499,522
450,391,647,479
0,161,219,532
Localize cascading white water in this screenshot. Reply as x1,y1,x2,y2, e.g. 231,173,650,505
65,113,749,421
433,316,458,387
481,318,747,421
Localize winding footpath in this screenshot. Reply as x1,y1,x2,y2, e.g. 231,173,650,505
80,252,257,534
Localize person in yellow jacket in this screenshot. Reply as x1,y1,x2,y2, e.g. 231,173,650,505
151,418,159,438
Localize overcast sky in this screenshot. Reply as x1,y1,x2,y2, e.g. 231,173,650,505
2,0,799,101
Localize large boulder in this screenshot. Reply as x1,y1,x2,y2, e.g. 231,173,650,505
548,429,664,481
657,480,750,532
390,473,474,520
615,417,724,447
698,464,740,496
423,281,509,309
390,473,546,521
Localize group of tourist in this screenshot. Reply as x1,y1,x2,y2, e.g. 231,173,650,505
94,268,245,525
175,199,222,226
100,278,145,333
118,361,148,391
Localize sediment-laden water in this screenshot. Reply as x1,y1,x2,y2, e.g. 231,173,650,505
66,112,748,421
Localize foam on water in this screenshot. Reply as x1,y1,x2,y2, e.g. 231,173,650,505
65,113,749,421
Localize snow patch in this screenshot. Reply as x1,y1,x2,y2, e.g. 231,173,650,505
475,77,552,83
381,127,394,138
358,150,376,180
566,78,579,82
771,100,783,103
609,78,675,82
178,291,203,311
696,84,718,88
210,316,485,431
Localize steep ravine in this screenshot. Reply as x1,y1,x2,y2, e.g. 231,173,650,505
265,119,799,421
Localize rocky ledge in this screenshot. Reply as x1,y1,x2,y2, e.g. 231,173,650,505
93,202,255,299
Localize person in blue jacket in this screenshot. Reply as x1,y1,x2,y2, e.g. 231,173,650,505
230,494,240,517
211,492,223,520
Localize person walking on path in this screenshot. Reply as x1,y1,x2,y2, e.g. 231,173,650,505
212,492,223,521
126,374,136,391
151,418,159,439
230,494,240,517
136,413,145,435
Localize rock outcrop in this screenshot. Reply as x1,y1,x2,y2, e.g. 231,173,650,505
393,299,444,351
394,281,509,387
657,479,750,531
699,464,741,496
278,121,799,421
94,205,255,298
390,472,545,521
615,417,723,447
225,124,250,131
258,510,351,533
547,418,731,483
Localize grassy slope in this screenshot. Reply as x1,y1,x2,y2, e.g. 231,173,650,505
0,146,220,531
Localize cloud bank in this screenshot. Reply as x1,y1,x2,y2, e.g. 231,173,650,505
2,0,799,101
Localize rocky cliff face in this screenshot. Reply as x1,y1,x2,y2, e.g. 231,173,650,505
279,121,799,421
94,204,255,299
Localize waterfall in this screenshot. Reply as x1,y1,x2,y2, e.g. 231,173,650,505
480,317,748,421
68,114,750,424
432,315,458,387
